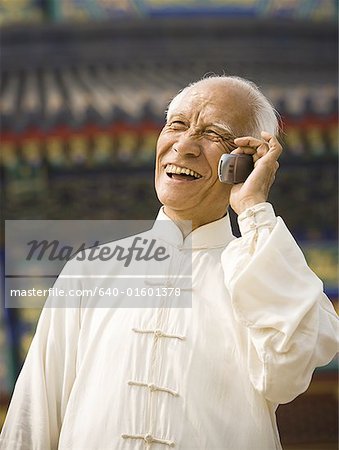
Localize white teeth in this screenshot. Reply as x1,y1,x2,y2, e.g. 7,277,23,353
165,164,201,179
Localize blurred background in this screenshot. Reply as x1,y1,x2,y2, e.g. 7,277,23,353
0,0,338,448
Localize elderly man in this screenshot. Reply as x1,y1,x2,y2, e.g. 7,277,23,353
1,76,338,450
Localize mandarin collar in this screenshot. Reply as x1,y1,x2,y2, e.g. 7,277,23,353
151,207,235,250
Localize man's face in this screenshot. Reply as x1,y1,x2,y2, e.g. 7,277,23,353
155,80,251,219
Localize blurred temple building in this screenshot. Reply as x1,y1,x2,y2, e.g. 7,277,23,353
0,1,338,449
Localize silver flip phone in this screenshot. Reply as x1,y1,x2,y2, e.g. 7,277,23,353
218,154,254,184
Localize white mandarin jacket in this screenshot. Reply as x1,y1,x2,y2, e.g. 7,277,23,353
1,203,338,450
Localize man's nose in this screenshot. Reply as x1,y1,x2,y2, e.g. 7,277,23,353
172,132,202,157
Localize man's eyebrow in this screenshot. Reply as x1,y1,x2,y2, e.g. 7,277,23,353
165,112,185,122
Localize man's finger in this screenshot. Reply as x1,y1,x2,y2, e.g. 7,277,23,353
234,136,266,147
261,131,283,157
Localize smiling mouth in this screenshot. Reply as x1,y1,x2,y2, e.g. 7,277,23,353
165,164,202,181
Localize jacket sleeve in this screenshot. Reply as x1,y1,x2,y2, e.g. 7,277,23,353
0,262,82,450
222,202,339,404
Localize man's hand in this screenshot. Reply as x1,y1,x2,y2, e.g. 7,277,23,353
229,131,282,215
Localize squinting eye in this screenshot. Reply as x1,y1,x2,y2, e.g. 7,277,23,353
169,121,186,129
205,129,220,136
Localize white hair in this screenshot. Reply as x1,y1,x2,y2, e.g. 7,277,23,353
167,75,279,138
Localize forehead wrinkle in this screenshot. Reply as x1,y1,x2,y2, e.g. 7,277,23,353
167,101,207,125
167,88,239,137
167,88,209,117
